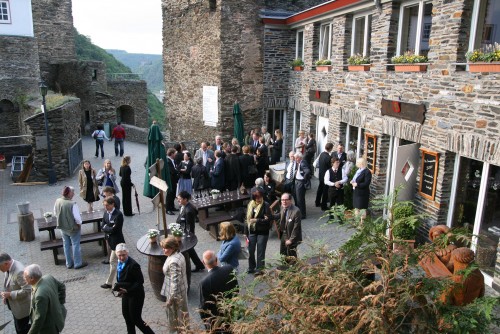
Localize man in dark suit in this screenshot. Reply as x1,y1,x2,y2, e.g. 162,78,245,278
199,250,239,332
335,144,347,167
0,253,31,334
293,152,311,219
251,133,261,153
211,135,226,158
210,150,225,191
315,142,334,210
166,148,178,215
224,146,241,191
23,264,66,334
100,196,126,289
275,193,302,262
177,191,205,273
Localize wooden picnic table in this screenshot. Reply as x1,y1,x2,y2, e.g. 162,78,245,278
37,209,107,265
191,190,250,239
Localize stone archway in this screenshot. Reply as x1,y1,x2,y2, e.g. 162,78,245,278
116,105,135,125
0,99,19,137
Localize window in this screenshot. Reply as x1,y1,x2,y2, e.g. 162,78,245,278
351,14,371,56
397,0,433,56
469,0,500,51
0,1,11,24
319,23,331,60
296,30,304,60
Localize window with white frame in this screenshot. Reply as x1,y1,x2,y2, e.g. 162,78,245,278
319,23,332,60
469,0,500,51
0,0,11,24
397,0,433,56
351,14,372,56
296,30,304,60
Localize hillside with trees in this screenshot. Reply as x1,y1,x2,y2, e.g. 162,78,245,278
74,29,165,128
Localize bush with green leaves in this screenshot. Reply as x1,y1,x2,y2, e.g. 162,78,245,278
391,51,428,64
466,42,500,63
348,53,370,65
315,59,332,66
290,58,304,67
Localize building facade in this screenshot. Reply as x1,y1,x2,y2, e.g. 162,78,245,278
163,0,500,290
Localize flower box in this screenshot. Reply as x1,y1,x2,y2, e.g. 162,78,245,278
348,65,370,72
293,66,304,71
468,62,500,73
394,64,428,72
316,65,332,72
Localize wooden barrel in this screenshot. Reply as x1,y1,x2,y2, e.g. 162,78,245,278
147,255,167,301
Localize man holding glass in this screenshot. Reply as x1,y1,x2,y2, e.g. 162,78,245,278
176,191,204,272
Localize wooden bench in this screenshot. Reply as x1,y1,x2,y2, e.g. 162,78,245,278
198,214,236,241
40,232,107,265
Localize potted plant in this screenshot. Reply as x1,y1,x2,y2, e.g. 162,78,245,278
391,51,428,72
466,42,500,72
146,228,160,244
210,189,221,199
290,58,304,71
43,212,53,223
315,59,332,72
391,203,420,252
169,223,184,241
348,54,370,71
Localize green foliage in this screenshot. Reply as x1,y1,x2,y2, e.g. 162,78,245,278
36,93,78,113
74,29,132,74
348,53,370,65
315,59,332,66
147,92,165,128
391,51,428,64
392,203,420,240
290,58,304,67
466,42,500,62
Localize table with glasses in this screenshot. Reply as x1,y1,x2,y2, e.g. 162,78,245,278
136,230,198,301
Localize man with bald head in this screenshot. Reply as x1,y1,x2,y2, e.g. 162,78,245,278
194,142,215,171
198,250,239,331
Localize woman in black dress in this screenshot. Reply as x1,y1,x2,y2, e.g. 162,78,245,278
304,132,317,168
119,156,134,216
256,147,269,178
270,129,283,165
78,160,99,212
239,145,257,189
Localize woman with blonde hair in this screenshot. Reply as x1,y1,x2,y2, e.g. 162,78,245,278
160,236,189,333
120,156,134,216
96,159,120,195
78,160,100,212
350,157,372,218
217,222,241,271
270,129,283,164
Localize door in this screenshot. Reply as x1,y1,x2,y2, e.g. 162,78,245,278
315,116,329,177
390,141,420,201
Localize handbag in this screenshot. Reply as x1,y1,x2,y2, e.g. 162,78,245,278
238,246,249,260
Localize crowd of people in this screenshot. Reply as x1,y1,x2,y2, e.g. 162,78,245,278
1,124,376,334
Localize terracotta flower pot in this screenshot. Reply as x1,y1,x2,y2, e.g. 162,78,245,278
348,65,370,71
293,66,304,71
468,62,500,73
394,64,427,72
316,65,332,72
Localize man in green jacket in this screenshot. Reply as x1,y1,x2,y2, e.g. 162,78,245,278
23,264,66,334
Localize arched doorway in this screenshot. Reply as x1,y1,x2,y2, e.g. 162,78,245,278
116,105,135,125
0,99,19,137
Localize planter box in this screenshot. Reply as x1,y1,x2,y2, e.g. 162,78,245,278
316,65,332,72
348,65,370,71
394,64,427,72
293,66,304,71
468,62,500,73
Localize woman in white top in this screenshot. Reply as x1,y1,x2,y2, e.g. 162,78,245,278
294,130,307,154
91,125,110,158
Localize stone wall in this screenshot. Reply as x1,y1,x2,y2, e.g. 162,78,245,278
24,99,81,181
284,0,500,233
31,0,76,83
107,80,148,128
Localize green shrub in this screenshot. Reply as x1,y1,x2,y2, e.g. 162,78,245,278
315,59,332,66
290,58,304,67
348,54,370,65
391,51,428,64
466,42,500,62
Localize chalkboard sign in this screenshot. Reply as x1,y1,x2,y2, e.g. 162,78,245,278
419,149,439,200
365,133,376,174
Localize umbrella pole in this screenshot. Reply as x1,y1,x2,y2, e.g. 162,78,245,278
156,159,168,237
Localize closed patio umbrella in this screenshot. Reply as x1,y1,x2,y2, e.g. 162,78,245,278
143,123,172,198
233,102,245,146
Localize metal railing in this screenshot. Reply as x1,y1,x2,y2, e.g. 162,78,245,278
106,73,141,81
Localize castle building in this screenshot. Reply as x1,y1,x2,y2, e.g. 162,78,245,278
0,0,148,180
163,0,500,291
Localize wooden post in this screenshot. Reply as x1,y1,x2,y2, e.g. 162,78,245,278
18,213,35,241
156,159,168,237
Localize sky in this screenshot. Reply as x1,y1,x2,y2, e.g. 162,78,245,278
72,0,163,55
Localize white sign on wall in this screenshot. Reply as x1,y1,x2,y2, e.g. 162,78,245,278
203,86,218,127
